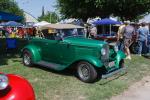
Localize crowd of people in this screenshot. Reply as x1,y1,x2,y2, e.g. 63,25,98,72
117,21,150,60
0,26,37,38
84,20,150,60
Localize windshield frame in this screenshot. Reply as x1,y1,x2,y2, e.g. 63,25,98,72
56,28,85,39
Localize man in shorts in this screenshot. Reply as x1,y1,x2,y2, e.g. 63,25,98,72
123,21,135,60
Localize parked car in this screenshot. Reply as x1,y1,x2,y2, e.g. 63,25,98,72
22,24,126,83
0,73,35,100
94,33,117,42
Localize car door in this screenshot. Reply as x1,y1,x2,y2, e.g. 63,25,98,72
41,34,61,63
58,41,75,65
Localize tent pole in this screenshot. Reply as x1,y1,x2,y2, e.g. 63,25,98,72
109,24,111,35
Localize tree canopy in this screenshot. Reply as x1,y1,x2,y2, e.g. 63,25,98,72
0,0,24,17
57,0,150,21
38,11,59,23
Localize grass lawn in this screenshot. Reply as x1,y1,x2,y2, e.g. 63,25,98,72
0,54,150,100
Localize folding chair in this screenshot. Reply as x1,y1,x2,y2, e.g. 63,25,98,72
6,38,17,54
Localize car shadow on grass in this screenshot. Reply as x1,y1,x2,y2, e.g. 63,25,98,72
31,64,107,83
0,54,20,66
99,72,127,85
32,64,76,77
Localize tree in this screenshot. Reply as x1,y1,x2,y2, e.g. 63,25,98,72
57,0,150,21
42,6,45,16
96,0,150,21
38,11,59,23
0,0,24,17
57,0,98,21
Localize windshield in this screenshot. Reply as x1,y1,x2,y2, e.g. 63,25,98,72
58,28,85,38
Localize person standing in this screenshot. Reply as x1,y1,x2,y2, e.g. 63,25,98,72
117,23,126,51
123,21,135,60
90,25,97,38
137,22,149,56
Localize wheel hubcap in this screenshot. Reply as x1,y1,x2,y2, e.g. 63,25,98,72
78,64,90,80
24,53,30,65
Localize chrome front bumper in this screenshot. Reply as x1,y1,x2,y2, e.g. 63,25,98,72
102,67,126,79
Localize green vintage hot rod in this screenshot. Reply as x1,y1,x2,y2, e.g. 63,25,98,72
22,24,126,83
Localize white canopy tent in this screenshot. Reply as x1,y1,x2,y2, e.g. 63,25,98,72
139,14,150,23
33,21,51,27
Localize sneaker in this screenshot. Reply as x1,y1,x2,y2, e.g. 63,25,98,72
126,56,131,60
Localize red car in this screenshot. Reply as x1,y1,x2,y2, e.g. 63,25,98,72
94,33,117,42
0,73,35,100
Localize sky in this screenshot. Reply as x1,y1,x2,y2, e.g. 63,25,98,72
14,0,57,18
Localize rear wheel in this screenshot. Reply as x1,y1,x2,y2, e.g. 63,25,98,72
77,61,97,83
23,50,33,67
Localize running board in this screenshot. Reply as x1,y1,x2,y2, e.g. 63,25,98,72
36,61,66,71
102,67,126,79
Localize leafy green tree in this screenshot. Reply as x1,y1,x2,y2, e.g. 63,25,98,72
0,0,24,17
96,0,150,21
38,11,59,23
57,0,150,21
57,0,98,21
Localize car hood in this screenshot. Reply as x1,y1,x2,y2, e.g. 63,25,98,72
63,37,107,47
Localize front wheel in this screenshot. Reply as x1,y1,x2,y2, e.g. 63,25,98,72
77,61,97,83
23,50,33,67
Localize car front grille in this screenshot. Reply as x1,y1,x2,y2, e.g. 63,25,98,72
101,44,109,66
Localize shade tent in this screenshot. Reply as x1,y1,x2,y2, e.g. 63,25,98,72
0,22,6,26
93,18,121,25
0,21,23,27
33,21,50,27
43,24,84,29
93,18,121,35
0,11,22,21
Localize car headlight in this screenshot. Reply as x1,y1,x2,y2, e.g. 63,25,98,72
101,48,106,55
0,74,9,90
114,45,118,52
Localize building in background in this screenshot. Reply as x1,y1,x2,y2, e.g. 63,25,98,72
24,11,38,27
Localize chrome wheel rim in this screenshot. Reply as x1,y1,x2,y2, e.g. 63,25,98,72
24,53,30,65
78,64,90,80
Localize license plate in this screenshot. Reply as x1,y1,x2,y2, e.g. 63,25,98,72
108,61,115,67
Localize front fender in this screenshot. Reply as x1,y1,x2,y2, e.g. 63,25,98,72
115,50,126,67
75,56,103,68
0,74,35,100
22,44,41,63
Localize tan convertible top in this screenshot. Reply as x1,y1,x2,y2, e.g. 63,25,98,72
43,24,84,29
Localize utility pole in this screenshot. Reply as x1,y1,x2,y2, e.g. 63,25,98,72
49,12,51,23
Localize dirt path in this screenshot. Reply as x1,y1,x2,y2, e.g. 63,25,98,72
111,76,150,100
